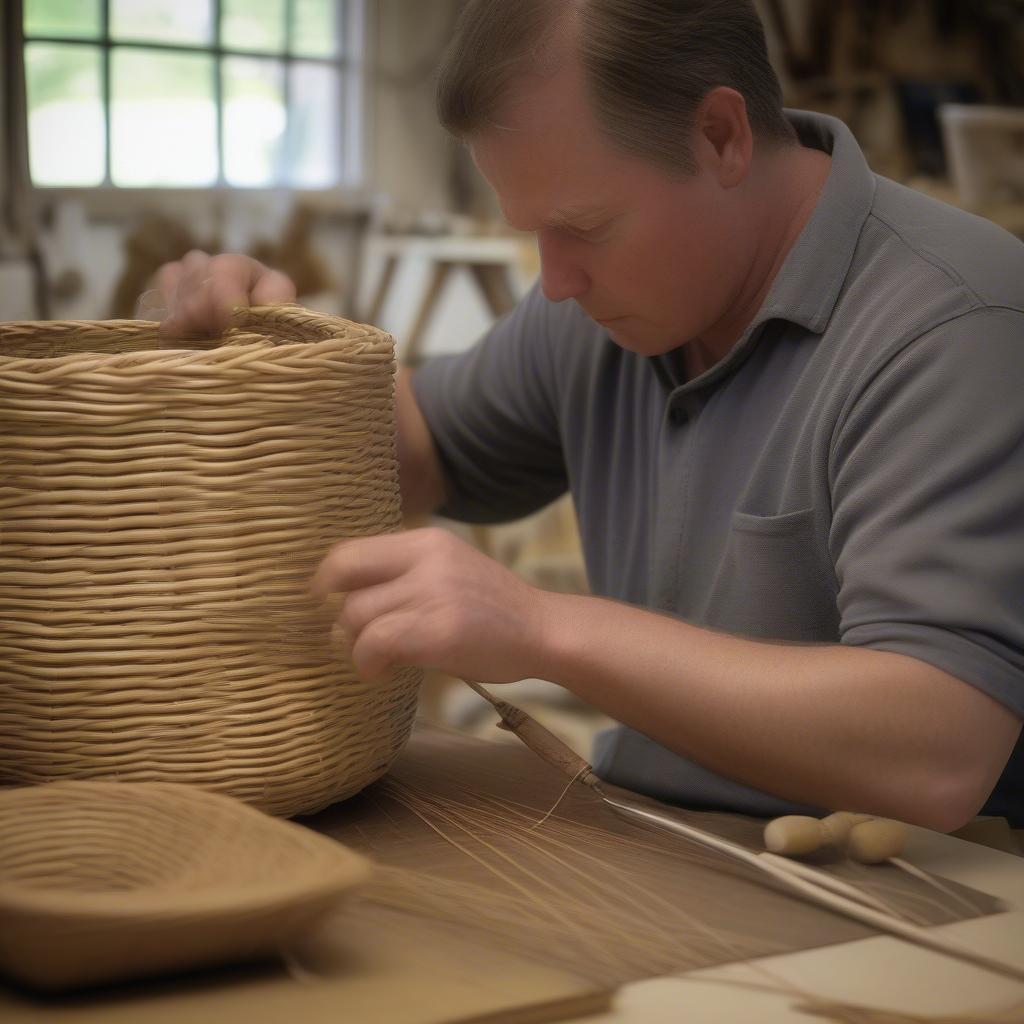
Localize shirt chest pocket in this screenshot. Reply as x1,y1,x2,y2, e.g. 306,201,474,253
702,507,840,642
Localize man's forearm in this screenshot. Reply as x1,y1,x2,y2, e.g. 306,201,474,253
532,592,1021,831
395,369,446,518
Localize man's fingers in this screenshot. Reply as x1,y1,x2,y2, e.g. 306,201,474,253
205,274,253,336
252,269,298,305
180,249,211,277
146,255,197,327
311,534,421,598
156,253,294,339
160,253,213,337
154,259,185,302
161,288,217,339
135,288,168,321
338,579,413,639
349,610,417,682
166,252,245,337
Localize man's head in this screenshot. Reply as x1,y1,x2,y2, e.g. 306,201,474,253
438,0,794,177
436,0,803,356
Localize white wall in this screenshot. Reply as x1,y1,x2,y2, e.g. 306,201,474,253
369,0,465,220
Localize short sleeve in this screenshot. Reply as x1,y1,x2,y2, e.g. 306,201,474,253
830,307,1024,715
411,283,569,523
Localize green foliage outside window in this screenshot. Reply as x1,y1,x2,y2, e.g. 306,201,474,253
24,0,352,189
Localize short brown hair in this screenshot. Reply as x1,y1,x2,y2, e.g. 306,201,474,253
437,0,796,175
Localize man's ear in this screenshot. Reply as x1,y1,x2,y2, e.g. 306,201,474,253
695,86,754,188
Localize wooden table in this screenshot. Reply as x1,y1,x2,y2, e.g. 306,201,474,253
361,234,531,364
3,728,1022,1023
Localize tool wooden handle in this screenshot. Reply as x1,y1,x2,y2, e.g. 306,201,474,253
463,680,603,790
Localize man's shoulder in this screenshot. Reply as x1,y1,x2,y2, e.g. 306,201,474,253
809,175,1022,404
865,176,1024,314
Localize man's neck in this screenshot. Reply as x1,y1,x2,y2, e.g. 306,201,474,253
686,144,832,378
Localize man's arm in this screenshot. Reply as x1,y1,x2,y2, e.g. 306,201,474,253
535,591,1022,833
395,369,447,518
311,527,1022,834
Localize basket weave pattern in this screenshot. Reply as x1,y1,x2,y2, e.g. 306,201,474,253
0,780,372,990
0,305,421,816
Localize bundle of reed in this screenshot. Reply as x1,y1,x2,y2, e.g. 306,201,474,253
0,305,421,816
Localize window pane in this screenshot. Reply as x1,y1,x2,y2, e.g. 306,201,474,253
111,0,211,46
291,0,339,58
223,57,286,186
287,62,340,187
111,49,217,186
222,0,286,53
25,43,105,186
24,0,101,39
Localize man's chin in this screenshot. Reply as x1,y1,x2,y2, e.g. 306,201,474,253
602,320,679,357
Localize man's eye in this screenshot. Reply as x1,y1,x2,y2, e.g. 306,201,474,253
571,224,609,241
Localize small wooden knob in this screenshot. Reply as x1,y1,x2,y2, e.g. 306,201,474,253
763,815,824,856
848,819,906,864
819,811,873,848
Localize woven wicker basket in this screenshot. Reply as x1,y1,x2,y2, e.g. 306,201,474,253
0,780,372,991
0,305,421,817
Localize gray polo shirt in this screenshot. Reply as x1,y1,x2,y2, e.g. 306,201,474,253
413,110,1024,822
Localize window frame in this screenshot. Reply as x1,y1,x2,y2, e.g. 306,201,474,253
23,0,368,202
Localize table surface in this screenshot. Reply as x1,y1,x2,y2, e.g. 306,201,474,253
4,734,1023,1023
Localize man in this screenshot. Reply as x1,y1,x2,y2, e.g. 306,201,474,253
154,0,1023,830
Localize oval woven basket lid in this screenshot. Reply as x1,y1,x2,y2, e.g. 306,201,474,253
0,780,373,992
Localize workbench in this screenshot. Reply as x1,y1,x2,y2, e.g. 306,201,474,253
360,234,531,364
3,725,1022,1023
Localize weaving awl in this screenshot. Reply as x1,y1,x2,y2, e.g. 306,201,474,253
462,678,1024,985
463,678,804,866
462,678,604,790
462,676,801,861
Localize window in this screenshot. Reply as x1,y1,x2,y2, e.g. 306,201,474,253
23,0,364,189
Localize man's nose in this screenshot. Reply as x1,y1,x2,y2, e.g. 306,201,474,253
537,232,589,303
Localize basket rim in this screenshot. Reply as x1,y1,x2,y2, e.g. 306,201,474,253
0,334,397,376
0,303,395,370
0,780,372,922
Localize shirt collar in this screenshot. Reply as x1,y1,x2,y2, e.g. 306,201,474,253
758,109,877,334
653,110,877,393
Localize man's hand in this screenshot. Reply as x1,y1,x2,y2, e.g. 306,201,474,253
144,250,296,338
311,527,550,684
144,250,446,517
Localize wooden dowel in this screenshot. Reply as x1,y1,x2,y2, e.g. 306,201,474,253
603,797,1024,985
758,852,911,921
